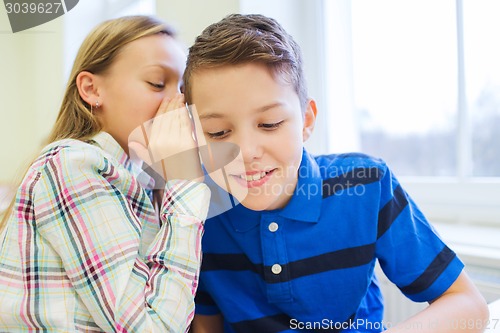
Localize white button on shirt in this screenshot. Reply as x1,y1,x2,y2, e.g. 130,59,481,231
268,222,279,232
271,264,282,275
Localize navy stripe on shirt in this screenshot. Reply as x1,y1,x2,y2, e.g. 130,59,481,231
322,167,381,198
377,185,409,239
201,253,263,275
400,246,456,295
284,243,375,281
202,243,375,284
230,313,294,333
194,290,216,306
231,312,356,333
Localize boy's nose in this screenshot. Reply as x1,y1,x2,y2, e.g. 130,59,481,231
237,133,264,163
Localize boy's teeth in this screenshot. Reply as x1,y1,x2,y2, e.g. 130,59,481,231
240,171,267,181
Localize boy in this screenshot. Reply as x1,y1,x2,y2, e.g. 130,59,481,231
184,14,488,332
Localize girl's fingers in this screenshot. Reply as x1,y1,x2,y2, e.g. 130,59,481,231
132,93,203,177
188,104,207,147
157,93,185,116
155,95,171,117
150,94,180,148
128,123,151,162
151,93,185,142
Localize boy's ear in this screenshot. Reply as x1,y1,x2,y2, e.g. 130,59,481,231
302,98,317,142
76,71,101,107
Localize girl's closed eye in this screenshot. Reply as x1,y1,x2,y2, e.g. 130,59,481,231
148,82,165,89
258,120,284,130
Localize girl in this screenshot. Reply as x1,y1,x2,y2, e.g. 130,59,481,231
0,15,209,332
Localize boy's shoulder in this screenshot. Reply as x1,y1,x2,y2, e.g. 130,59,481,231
308,151,388,179
314,151,385,165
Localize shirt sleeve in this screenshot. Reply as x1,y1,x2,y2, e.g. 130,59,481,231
33,146,210,332
374,164,464,302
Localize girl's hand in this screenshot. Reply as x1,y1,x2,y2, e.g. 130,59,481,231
129,94,205,183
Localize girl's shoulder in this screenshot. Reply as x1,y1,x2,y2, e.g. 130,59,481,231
36,138,104,166
26,138,120,181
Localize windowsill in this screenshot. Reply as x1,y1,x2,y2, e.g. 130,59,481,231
434,223,500,265
400,179,500,227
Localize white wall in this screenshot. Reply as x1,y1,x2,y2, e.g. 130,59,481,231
0,0,159,185
156,0,240,47
0,11,63,184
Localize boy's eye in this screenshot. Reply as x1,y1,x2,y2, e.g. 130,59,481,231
206,130,230,139
259,121,284,129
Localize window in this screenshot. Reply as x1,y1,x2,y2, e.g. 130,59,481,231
351,0,458,177
464,0,500,177
326,0,500,178
324,0,500,226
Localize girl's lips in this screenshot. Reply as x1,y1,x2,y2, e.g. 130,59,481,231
231,169,276,188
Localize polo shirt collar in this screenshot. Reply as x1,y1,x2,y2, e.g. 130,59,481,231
226,149,322,232
277,149,322,223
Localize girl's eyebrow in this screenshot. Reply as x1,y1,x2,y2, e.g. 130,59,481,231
143,63,180,74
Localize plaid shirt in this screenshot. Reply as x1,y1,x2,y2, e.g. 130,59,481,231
0,132,210,332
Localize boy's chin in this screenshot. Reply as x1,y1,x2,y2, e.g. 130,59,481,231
238,195,282,211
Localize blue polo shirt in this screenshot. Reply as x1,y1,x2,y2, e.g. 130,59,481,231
196,150,464,332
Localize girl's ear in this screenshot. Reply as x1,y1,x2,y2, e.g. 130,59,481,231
302,99,317,142
76,71,101,107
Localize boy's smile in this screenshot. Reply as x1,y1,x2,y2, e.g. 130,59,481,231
231,169,276,188
191,63,316,211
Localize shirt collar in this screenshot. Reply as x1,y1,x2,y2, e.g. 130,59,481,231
89,132,155,190
226,149,323,232
89,132,129,166
276,149,322,223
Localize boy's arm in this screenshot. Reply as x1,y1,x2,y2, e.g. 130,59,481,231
386,271,489,333
190,314,224,333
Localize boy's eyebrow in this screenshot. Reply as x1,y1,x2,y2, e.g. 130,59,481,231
199,113,224,120
257,102,284,112
199,102,284,120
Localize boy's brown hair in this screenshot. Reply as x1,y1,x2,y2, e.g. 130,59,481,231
184,13,308,111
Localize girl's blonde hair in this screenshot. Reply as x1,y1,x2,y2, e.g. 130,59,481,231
49,15,175,142
1,15,175,230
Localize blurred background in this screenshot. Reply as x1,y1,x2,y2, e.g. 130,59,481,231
1,0,499,323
